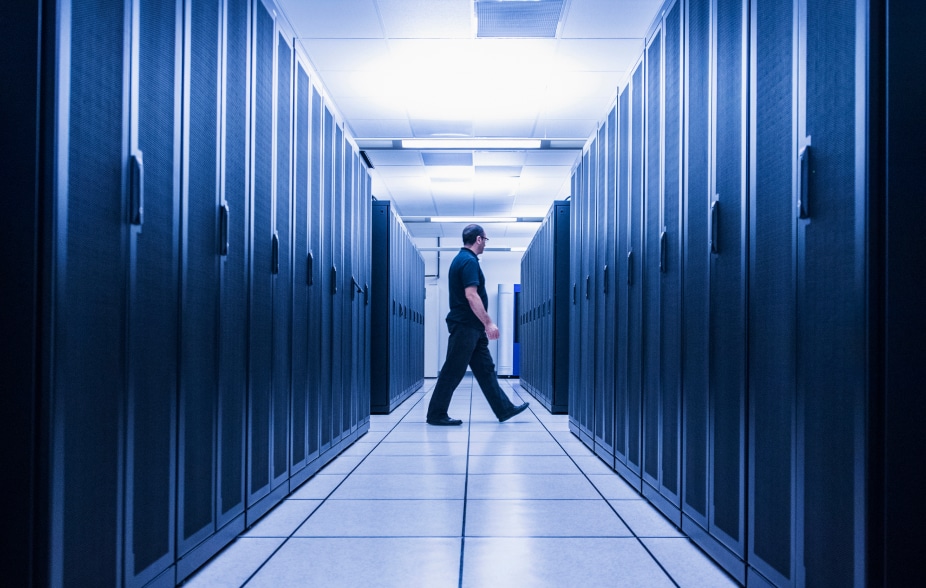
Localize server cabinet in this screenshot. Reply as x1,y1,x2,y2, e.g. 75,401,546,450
707,0,749,575
568,148,593,446
48,2,130,582
681,0,712,547
796,0,868,584
614,83,632,471
641,26,663,506
290,54,311,480
593,115,617,465
371,200,425,414
623,58,646,483
641,0,684,523
177,0,226,577
126,0,182,584
330,122,345,444
319,104,335,453
519,201,570,414
746,0,797,584
246,3,292,522
658,0,683,522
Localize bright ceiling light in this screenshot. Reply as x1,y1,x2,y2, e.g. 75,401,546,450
402,139,542,149
430,216,518,223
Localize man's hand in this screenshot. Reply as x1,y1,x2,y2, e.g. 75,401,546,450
485,322,500,340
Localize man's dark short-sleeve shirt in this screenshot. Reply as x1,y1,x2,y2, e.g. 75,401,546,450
447,247,488,330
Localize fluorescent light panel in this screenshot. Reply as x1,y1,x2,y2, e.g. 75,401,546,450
430,216,517,223
402,138,542,149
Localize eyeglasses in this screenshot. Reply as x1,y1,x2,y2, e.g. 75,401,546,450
479,236,489,242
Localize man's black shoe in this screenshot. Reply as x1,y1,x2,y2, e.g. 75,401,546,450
499,402,530,423
427,416,463,426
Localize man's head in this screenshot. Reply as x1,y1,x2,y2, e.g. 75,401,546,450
462,224,489,254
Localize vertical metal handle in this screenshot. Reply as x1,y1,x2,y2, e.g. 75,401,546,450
603,265,609,294
627,250,633,285
710,200,720,254
798,144,811,219
307,251,314,285
130,151,144,226
585,275,590,300
219,203,229,256
660,230,667,273
271,232,279,274
573,284,576,304
331,266,338,294
364,284,369,305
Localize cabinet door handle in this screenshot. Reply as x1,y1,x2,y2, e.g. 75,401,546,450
219,203,229,256
627,250,633,285
603,265,609,294
710,200,719,254
306,251,314,285
798,144,811,219
130,151,144,226
364,283,369,305
573,284,577,304
271,232,279,274
660,230,668,273
586,275,590,300
331,266,337,294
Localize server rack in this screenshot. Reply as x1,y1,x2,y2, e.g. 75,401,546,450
13,0,372,583
519,200,570,414
548,0,917,584
371,200,425,414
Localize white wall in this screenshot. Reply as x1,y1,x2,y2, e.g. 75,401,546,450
416,237,524,375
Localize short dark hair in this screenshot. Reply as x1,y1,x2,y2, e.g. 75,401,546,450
462,224,484,245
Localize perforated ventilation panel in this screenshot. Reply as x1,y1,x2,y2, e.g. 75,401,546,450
476,0,565,38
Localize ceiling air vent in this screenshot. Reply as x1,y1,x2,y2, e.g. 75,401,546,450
475,0,566,38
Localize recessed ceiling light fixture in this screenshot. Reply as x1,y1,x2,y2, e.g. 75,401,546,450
430,216,518,223
401,138,542,149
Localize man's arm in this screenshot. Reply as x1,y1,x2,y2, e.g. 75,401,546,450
464,285,500,340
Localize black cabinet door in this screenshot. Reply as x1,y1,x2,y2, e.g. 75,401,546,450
681,0,711,535
271,29,293,489
53,1,129,584
291,58,311,475
217,0,250,534
797,0,867,583
125,0,180,583
659,0,683,516
642,28,662,496
708,0,748,566
178,0,223,558
247,0,275,508
747,0,796,584
594,119,615,463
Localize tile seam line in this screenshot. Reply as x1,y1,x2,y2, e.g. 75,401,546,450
524,383,681,588
458,381,475,588
240,391,429,586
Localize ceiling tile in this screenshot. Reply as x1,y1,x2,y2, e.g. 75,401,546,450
376,0,473,38
347,119,414,138
284,0,384,38
472,119,537,138
296,39,391,70
560,0,663,39
524,150,582,165
553,38,647,72
472,151,528,166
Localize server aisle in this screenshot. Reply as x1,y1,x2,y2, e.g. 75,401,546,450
184,376,734,587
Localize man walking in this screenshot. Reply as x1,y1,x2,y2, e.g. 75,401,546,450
426,224,529,426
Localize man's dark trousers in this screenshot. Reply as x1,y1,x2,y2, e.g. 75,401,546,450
427,320,516,421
